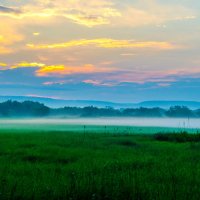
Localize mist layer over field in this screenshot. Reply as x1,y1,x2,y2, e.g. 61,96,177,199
0,117,199,132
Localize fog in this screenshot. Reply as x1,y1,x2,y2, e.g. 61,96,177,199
0,117,199,129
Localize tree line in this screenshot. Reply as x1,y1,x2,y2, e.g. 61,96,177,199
0,100,200,118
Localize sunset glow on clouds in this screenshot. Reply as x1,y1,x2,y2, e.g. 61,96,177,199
35,64,112,77
0,62,114,77
0,21,23,54
1,62,200,84
27,39,176,50
0,0,200,101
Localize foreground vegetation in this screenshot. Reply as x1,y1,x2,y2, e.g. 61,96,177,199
1,127,200,199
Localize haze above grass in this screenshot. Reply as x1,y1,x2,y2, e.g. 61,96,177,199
0,117,199,132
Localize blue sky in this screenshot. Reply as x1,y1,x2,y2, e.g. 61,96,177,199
0,0,200,102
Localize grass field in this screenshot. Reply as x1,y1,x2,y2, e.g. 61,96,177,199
1,125,200,200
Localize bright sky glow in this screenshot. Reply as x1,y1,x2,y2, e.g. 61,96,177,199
0,0,200,102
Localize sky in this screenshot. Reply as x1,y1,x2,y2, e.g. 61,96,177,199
0,0,200,102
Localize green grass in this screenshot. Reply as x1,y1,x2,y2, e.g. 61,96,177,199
154,131,200,142
1,126,200,199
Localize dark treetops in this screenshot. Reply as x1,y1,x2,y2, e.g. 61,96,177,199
0,100,200,118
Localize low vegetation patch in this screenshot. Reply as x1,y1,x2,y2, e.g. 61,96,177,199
154,131,200,143
117,140,138,147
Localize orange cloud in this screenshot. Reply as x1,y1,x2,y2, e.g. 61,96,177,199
36,64,111,77
0,47,12,54
33,32,40,36
0,1,196,28
0,20,23,54
63,8,121,27
27,38,176,50
2,60,200,85
0,61,114,77
0,1,120,27
0,62,7,66
11,62,45,69
0,62,8,69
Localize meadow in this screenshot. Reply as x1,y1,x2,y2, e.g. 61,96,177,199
1,123,200,200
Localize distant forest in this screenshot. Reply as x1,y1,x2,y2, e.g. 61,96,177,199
1,100,200,118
